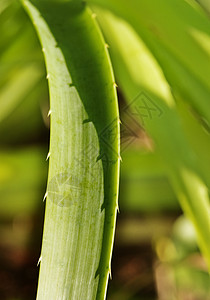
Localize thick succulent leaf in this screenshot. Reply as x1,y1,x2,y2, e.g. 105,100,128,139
21,1,120,299
89,0,210,128
95,10,210,269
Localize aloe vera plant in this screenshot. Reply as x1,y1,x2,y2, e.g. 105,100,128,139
3,0,208,298
89,0,210,126
21,0,120,299
93,7,210,269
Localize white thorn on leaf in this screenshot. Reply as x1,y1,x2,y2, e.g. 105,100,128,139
37,256,42,266
108,268,112,280
113,82,118,88
43,192,48,202
42,48,46,53
47,109,52,117
46,152,51,161
118,155,122,162
46,74,50,79
105,43,109,49
117,204,120,213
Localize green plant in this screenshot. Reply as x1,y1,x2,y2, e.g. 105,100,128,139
91,3,210,269
21,1,120,299
1,0,210,299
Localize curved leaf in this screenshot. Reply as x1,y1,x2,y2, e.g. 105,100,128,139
95,9,210,270
89,0,210,127
21,1,120,299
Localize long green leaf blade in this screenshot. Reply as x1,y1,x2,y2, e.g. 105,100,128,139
88,0,210,127
95,10,210,270
21,1,120,299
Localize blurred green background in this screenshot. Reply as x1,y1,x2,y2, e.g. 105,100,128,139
0,1,209,299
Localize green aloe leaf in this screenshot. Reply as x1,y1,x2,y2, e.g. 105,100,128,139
88,0,210,128
21,1,120,299
95,9,210,269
